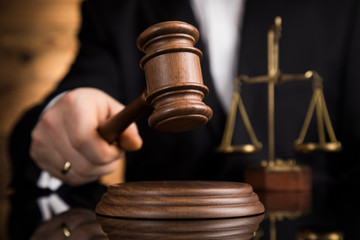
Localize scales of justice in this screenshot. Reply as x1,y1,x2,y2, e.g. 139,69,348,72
217,16,342,192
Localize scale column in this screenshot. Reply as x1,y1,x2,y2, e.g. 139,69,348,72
267,16,281,165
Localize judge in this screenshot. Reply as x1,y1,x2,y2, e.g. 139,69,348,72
9,0,360,190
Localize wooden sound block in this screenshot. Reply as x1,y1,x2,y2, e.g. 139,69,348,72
96,214,264,239
96,181,265,219
244,163,312,192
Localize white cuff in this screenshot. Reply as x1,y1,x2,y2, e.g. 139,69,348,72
40,91,68,116
37,193,70,221
37,171,62,191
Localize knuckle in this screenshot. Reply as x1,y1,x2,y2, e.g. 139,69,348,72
69,133,87,150
39,111,58,131
98,147,124,165
30,131,45,160
61,90,78,107
39,113,53,128
74,162,94,178
102,151,123,163
29,147,46,170
30,128,40,143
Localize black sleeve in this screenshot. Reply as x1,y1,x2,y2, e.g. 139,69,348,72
45,0,121,101
9,0,122,190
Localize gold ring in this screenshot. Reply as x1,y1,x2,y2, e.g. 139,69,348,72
61,223,71,238
61,161,72,175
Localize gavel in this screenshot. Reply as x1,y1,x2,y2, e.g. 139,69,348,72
98,21,213,143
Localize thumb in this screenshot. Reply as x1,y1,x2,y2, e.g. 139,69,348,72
105,97,143,151
119,122,143,151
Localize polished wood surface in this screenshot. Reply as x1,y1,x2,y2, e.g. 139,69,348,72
97,214,264,239
264,193,311,212
96,181,265,219
98,21,213,143
244,165,312,192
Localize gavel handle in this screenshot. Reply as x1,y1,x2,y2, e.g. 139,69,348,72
98,92,149,143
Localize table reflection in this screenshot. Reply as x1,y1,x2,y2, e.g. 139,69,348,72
256,182,359,239
31,208,108,240
7,181,360,239
97,215,264,239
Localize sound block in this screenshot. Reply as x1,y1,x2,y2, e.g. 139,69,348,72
96,214,264,239
244,161,312,192
96,181,265,219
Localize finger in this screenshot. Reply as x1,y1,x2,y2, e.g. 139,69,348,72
31,89,126,186
32,124,119,186
49,103,125,180
52,144,122,185
30,114,77,181
31,113,100,185
34,147,98,186
70,221,107,239
118,122,143,151
69,158,122,181
105,93,143,151
31,228,66,240
63,103,124,166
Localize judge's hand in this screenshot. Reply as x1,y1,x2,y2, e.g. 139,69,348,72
30,87,143,186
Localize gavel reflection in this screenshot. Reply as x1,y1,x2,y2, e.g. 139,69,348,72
98,21,213,143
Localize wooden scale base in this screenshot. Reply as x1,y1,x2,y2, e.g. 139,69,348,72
244,160,312,192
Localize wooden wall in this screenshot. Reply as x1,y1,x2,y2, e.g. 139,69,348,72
0,0,81,238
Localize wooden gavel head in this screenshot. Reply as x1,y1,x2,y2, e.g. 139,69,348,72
137,21,213,132
98,21,213,142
